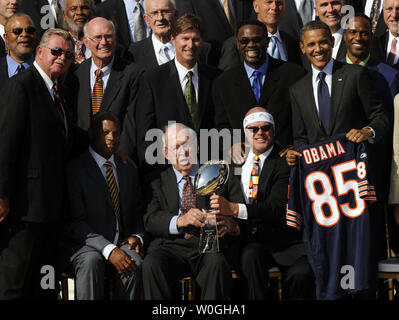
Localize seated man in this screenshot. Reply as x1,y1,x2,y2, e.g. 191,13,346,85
210,107,315,300
65,111,145,300
141,122,243,300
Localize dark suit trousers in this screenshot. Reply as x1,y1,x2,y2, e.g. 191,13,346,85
142,237,232,299
0,220,58,299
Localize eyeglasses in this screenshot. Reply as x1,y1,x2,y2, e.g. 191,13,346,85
44,46,75,60
8,27,36,35
86,34,114,43
238,37,266,45
146,9,174,19
246,125,272,134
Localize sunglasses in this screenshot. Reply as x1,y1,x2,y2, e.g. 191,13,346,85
238,37,266,45
9,27,36,35
246,125,272,134
45,46,75,60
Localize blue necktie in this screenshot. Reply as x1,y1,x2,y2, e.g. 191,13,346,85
268,36,281,60
317,71,330,133
252,70,262,102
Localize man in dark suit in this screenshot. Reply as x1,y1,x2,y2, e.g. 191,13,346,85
96,0,151,50
210,107,315,300
0,13,38,91
62,0,95,64
0,0,20,57
141,122,244,299
20,0,63,36
176,0,254,65
218,0,303,70
213,20,306,156
126,0,178,69
371,0,399,71
70,17,143,156
65,111,145,300
0,28,74,299
123,13,221,172
279,0,314,41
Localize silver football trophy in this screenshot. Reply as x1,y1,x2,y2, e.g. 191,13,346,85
194,160,229,254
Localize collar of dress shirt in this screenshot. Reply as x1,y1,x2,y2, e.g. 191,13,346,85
124,0,144,11
0,24,4,41
243,55,269,79
6,54,33,76
90,56,114,77
172,162,199,185
88,145,116,170
332,28,344,48
244,145,274,171
311,58,334,82
345,53,371,66
33,60,55,96
174,57,198,82
268,28,282,43
152,33,175,56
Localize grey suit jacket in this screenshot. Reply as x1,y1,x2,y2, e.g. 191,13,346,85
65,150,146,259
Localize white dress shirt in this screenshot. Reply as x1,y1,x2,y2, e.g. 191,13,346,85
174,58,199,102
332,28,344,59
151,34,175,65
89,57,114,94
237,146,274,219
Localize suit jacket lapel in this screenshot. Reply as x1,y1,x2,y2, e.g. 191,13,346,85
301,73,321,129
145,38,159,68
169,62,192,125
101,58,123,111
115,157,127,216
234,65,258,105
162,167,179,213
76,60,92,127
259,148,278,195
259,58,278,105
197,63,210,130
329,61,345,135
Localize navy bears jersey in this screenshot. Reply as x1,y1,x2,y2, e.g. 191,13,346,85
286,134,376,299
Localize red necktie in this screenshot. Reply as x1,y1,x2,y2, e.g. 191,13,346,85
387,38,397,66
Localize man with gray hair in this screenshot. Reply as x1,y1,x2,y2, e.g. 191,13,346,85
68,17,143,160
62,0,95,64
0,28,75,299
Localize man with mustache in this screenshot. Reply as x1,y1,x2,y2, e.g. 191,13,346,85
62,0,95,64
0,0,20,57
0,28,75,299
69,17,143,158
0,13,38,90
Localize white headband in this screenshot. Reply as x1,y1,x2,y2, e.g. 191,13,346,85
243,112,275,130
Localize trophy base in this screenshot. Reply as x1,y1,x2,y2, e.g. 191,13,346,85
199,211,219,254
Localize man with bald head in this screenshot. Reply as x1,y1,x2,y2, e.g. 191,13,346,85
210,107,315,300
0,13,38,90
62,0,95,64
0,0,20,57
69,17,143,157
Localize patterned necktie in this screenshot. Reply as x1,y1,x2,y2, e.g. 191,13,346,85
91,69,103,115
268,36,281,60
223,0,235,31
387,38,397,66
52,83,66,138
16,63,25,74
317,71,331,133
181,176,197,239
159,45,171,64
133,2,146,42
184,71,198,126
251,70,262,103
75,40,85,60
298,0,312,26
104,161,121,224
369,0,381,34
248,156,260,204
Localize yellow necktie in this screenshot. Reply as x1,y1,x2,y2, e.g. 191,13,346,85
91,69,103,115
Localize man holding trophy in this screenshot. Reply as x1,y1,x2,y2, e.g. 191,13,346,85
141,123,244,300
210,107,315,300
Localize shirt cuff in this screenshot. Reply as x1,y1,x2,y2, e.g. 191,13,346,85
237,203,248,220
363,126,375,143
169,215,180,234
102,244,117,260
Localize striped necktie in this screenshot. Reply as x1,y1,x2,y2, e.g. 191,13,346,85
104,161,121,224
369,0,381,34
223,0,235,31
91,69,103,115
248,155,260,204
181,176,198,239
